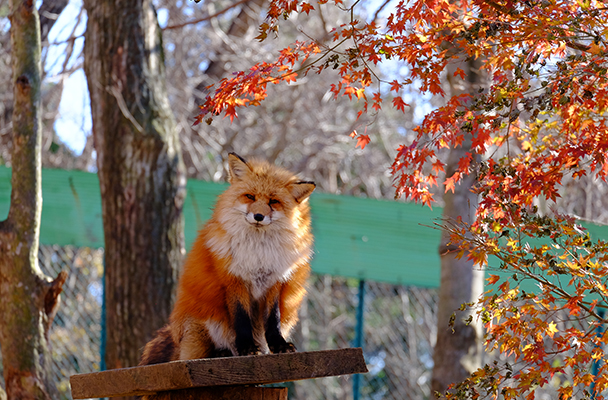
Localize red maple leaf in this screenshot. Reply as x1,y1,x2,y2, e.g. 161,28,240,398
300,2,315,14
389,80,401,92
392,96,409,113
372,92,382,111
453,68,466,80
283,72,297,83
356,134,371,149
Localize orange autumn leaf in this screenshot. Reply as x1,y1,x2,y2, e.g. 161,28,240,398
392,96,408,113
300,2,314,14
356,134,370,150
487,274,500,285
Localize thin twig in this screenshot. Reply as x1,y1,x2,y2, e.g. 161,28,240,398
108,84,143,133
163,0,251,31
372,0,392,23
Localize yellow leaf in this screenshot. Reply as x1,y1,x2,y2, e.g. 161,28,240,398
506,238,519,250
546,322,558,338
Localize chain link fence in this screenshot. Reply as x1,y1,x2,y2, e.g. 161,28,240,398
41,245,105,398
0,245,104,399
291,277,438,400
0,245,440,400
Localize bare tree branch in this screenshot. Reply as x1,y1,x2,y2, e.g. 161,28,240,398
39,0,69,43
163,0,251,31
372,0,392,22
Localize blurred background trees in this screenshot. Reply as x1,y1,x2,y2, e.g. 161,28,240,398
0,0,416,198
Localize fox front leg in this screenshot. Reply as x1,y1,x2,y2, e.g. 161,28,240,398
265,300,296,354
233,302,262,356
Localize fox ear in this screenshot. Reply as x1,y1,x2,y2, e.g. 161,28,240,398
289,181,315,203
228,153,250,183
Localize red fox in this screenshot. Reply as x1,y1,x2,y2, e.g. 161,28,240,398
140,153,315,364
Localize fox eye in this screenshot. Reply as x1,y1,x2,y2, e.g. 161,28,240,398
269,199,280,206
245,194,255,201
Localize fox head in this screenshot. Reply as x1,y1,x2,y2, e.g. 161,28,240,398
222,153,315,229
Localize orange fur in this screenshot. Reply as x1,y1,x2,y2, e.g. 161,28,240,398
140,153,314,364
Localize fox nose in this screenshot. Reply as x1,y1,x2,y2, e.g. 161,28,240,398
253,213,265,222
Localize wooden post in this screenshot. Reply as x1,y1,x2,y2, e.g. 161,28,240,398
70,348,368,399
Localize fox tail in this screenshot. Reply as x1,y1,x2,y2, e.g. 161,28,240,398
139,325,175,366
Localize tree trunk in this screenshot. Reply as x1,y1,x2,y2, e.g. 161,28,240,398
431,57,485,395
0,1,67,399
83,0,186,374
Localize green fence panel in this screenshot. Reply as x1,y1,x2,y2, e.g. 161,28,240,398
2,166,608,287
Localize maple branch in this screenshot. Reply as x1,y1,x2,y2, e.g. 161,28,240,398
491,251,608,325
564,39,591,52
560,245,608,304
346,0,383,86
504,98,518,158
282,36,353,78
372,0,392,23
448,219,608,326
163,0,252,31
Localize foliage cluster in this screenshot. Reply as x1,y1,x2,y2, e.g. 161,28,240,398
199,0,608,398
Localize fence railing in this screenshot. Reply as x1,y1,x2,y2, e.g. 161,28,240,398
0,244,439,400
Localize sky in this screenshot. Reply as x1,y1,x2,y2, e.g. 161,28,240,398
45,0,170,156
45,0,88,155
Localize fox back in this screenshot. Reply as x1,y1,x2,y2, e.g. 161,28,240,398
140,153,315,364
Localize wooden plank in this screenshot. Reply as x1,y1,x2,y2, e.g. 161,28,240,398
149,386,287,400
70,348,367,399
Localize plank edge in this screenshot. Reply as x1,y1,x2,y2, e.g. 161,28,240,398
70,348,367,399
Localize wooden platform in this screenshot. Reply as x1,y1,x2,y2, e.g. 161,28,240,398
70,348,368,399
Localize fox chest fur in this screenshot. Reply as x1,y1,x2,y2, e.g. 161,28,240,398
207,202,312,299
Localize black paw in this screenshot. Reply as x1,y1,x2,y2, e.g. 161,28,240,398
237,344,262,356
269,341,297,354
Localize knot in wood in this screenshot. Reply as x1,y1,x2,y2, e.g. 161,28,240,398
16,75,30,92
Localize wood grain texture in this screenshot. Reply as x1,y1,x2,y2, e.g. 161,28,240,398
70,348,367,399
149,386,287,400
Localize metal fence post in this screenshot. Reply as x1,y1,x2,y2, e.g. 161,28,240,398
592,307,605,398
100,253,106,372
353,279,366,400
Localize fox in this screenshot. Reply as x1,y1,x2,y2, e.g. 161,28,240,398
139,153,315,365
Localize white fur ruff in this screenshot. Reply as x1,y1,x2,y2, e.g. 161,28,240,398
207,204,311,300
